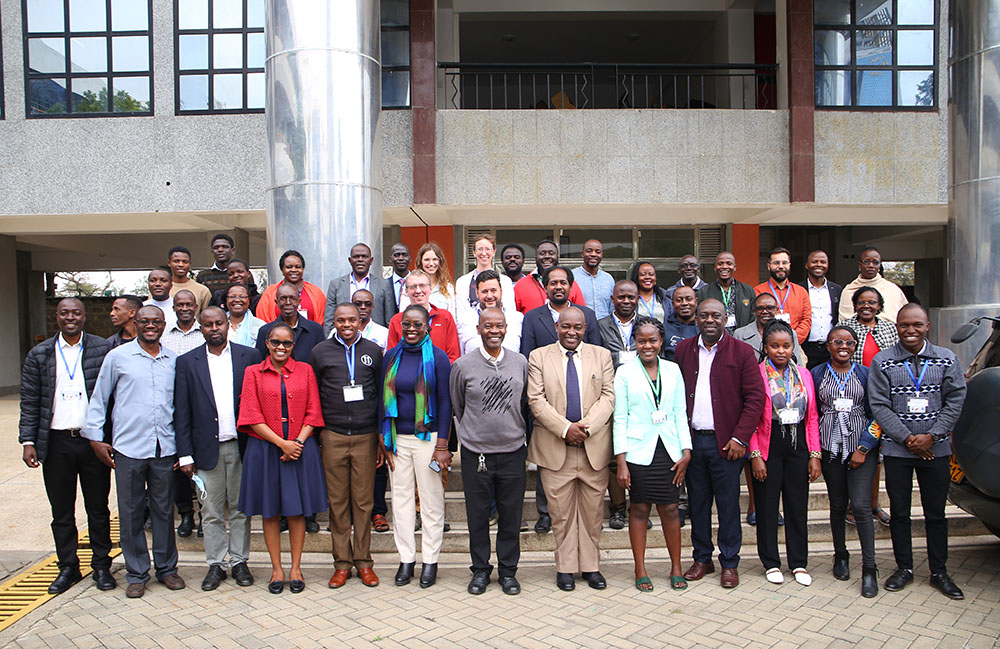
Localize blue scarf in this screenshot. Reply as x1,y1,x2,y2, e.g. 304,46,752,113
381,334,437,454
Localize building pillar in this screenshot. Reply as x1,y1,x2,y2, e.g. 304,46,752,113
264,1,383,289
411,0,436,204
787,0,814,202
2,237,24,392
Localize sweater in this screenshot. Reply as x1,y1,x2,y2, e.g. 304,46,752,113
310,336,384,434
838,275,909,323
449,349,529,454
383,344,452,439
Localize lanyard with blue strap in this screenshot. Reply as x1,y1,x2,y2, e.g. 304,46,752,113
614,316,635,349
57,337,82,382
335,333,357,385
905,355,929,396
638,295,656,317
826,361,856,395
768,280,790,313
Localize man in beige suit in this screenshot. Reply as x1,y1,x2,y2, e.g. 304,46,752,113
527,308,615,591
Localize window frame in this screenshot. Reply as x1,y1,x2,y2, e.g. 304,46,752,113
173,0,265,115
814,0,938,111
22,0,155,118
381,0,411,110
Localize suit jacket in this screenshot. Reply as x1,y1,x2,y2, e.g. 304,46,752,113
324,273,397,335
520,303,602,357
527,342,616,471
174,342,259,470
797,278,843,330
673,334,766,457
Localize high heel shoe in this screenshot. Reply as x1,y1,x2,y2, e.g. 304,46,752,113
419,563,438,588
394,562,415,586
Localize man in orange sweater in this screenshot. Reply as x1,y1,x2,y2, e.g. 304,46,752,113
753,247,812,344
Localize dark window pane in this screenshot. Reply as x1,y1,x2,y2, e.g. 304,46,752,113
27,0,65,33
178,0,208,30
213,33,244,69
179,34,208,70
29,38,66,74
247,32,265,69
111,0,148,31
213,73,243,109
381,30,410,67
857,69,892,105
247,0,265,28
247,72,265,108
213,0,243,29
381,0,409,26
815,70,852,106
636,229,696,259
857,29,892,66
113,36,149,72
28,77,68,113
69,0,107,32
70,37,108,73
898,30,934,66
72,77,109,112
382,69,410,107
814,0,850,24
179,74,209,110
112,76,150,111
857,0,892,25
899,0,934,25
815,30,852,66
558,230,632,259
495,229,553,253
898,70,934,106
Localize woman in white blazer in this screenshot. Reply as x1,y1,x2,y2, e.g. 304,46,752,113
613,316,692,592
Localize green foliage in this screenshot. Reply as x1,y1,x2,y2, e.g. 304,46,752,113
73,87,149,114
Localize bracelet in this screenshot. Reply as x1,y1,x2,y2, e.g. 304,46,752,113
809,451,822,459
434,447,450,452
293,438,305,446
748,450,762,459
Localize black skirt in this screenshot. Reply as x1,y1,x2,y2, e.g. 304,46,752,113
627,438,680,505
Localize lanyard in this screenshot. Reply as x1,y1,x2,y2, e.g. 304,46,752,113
767,359,793,400
336,334,358,384
720,284,732,310
905,356,929,395
614,316,634,349
643,364,662,408
826,362,855,394
768,281,790,312
638,295,656,317
57,339,82,382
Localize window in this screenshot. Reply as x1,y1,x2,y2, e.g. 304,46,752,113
23,0,153,117
381,0,410,109
814,0,936,109
174,0,265,113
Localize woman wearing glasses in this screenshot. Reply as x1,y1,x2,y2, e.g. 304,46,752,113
416,242,456,315
238,323,327,594
812,325,881,597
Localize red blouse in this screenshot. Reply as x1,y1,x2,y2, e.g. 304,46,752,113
862,329,879,367
238,356,324,441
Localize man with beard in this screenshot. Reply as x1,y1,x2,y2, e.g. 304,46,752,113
514,240,586,313
697,252,755,332
457,270,523,354
500,243,527,284
571,239,615,320
325,243,396,335
798,250,843,369
144,267,176,332
665,254,708,299
753,247,812,344
838,246,909,323
108,295,142,348
389,243,412,311
662,286,699,362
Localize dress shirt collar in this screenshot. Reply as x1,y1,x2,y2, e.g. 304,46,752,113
479,345,505,363
351,272,371,285
128,339,172,360
698,334,721,353
807,277,829,291
558,343,581,357
167,321,200,335
206,341,231,358
613,312,635,327
57,332,83,350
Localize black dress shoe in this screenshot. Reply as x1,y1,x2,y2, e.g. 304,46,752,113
419,563,438,588
535,514,552,533
279,516,289,532
48,567,83,594
499,576,521,595
582,571,607,590
556,572,575,591
289,579,305,593
201,564,227,591
305,516,319,534
92,568,117,591
176,512,195,537
394,562,415,586
930,573,964,600
267,580,284,594
468,570,490,595
861,566,878,598
833,557,850,581
231,562,254,587
884,568,914,592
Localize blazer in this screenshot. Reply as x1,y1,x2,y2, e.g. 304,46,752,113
597,314,636,369
674,334,766,457
749,363,821,462
797,278,843,329
324,273,397,335
527,342,616,472
697,280,756,330
237,356,325,441
520,303,602,357
612,357,691,465
174,342,260,470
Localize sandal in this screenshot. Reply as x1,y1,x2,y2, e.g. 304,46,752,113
873,508,891,527
635,576,654,592
670,575,688,590
372,514,390,533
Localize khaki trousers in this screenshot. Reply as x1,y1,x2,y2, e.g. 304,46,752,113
319,430,378,571
389,433,445,563
540,446,608,573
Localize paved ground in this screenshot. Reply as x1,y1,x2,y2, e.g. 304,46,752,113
3,395,1000,648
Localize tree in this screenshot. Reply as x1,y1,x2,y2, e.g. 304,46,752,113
915,76,933,107
75,88,149,113
881,261,915,287
54,271,115,297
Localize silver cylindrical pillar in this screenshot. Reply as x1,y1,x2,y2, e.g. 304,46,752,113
937,0,1000,365
265,0,382,290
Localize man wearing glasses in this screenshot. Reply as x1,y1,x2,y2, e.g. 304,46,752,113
665,255,708,299
386,270,461,362
753,247,812,345
838,246,909,323
733,292,805,362
254,283,325,362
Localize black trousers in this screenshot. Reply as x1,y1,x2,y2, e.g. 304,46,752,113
687,432,745,569
42,431,113,571
802,341,830,370
461,445,526,578
174,471,195,516
884,455,950,574
373,465,389,517
822,449,878,568
754,426,810,571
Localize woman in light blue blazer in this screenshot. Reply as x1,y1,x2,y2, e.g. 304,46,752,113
614,316,692,592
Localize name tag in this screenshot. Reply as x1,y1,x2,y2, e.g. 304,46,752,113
619,350,637,364
726,314,736,328
775,312,791,323
60,389,84,401
907,397,928,414
834,398,853,412
779,408,800,425
297,307,309,319
651,409,666,424
343,384,364,402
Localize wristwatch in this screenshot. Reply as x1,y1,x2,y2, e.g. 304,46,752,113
856,446,870,455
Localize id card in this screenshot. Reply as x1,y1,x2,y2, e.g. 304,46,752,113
60,388,84,401
651,409,666,424
907,397,928,414
775,312,791,323
343,384,364,402
297,307,309,319
834,398,853,412
778,407,800,425
726,314,736,328
619,350,637,364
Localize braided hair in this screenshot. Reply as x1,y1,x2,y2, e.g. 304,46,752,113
633,315,665,343
760,318,797,363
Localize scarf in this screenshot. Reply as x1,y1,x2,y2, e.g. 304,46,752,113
381,334,437,454
765,359,805,449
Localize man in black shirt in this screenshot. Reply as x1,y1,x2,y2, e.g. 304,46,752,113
311,303,384,589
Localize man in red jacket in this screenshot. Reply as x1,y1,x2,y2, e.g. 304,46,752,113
673,298,765,589
514,240,585,313
387,270,460,362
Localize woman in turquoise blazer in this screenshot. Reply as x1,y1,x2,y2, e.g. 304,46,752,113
613,316,692,592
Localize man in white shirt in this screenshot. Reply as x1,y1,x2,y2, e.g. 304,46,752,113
798,250,844,369
390,242,412,311
457,270,522,354
143,267,177,332
161,290,203,356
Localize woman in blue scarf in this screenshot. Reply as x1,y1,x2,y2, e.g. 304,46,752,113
381,305,453,589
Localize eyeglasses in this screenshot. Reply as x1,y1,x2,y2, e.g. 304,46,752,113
267,339,294,348
276,296,299,304
407,282,431,290
400,321,426,330
828,339,857,349
754,305,777,313
856,300,880,307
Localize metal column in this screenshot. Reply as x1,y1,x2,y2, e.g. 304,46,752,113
265,0,382,290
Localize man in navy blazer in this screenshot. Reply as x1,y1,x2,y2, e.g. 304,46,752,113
175,307,259,592
323,243,397,335
797,249,844,369
674,298,765,589
520,266,602,357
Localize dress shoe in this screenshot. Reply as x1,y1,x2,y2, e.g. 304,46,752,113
721,567,740,588
176,512,195,537
231,562,254,587
92,568,117,591
305,516,319,534
443,520,451,533
159,573,186,590
125,582,146,598
394,562,415,586
861,566,879,598
279,516,289,532
609,510,626,530
534,514,552,533
372,514,390,533
746,511,757,526
289,579,305,593
468,570,490,595
833,556,850,581
884,568,914,592
47,567,83,594
328,569,350,589
556,572,575,591
499,576,521,595
930,573,964,600
267,580,284,594
358,567,379,587
765,568,784,584
201,564,227,591
520,519,529,532
792,568,812,586
582,571,606,590
683,561,715,581
419,563,438,588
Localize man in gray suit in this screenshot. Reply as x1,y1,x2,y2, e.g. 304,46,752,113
324,243,397,336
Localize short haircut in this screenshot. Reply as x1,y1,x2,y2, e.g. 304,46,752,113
827,325,859,344
279,249,305,269
224,283,250,300
500,243,525,257
149,266,171,278
633,315,665,342
852,286,885,312
211,233,234,247
268,322,295,339
860,246,881,257
351,242,372,254
227,257,249,271
173,289,196,302
753,291,777,307
406,269,430,286
333,302,360,316
402,304,430,322
541,264,574,287
897,302,929,321
535,239,558,252
115,295,143,312
352,288,374,300
475,269,502,288
768,247,791,261
761,319,797,361
168,245,191,259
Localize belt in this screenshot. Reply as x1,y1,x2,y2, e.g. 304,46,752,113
324,428,375,437
51,428,83,437
693,429,716,435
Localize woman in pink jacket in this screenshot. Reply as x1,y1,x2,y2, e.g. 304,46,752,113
749,319,822,586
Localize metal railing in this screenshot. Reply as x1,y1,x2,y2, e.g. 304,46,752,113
438,62,778,110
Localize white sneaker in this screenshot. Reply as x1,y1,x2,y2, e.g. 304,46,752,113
765,568,784,584
793,568,812,586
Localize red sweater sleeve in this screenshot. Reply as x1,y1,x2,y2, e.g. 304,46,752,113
442,313,460,363
302,364,325,429
237,366,265,431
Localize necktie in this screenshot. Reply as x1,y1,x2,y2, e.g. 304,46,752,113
565,350,582,422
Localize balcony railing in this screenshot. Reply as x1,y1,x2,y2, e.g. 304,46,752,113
438,62,778,110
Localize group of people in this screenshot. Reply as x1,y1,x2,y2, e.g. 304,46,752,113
18,233,967,601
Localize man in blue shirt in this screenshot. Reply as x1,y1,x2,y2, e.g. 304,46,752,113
84,305,186,599
571,239,615,320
